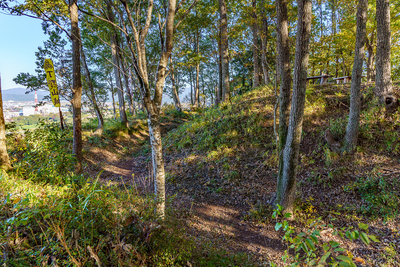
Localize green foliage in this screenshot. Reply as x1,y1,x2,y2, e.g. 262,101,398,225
8,121,75,185
272,206,379,267
165,87,275,156
344,175,400,219
1,118,252,266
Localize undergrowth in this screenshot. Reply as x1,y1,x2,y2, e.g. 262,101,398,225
1,121,251,266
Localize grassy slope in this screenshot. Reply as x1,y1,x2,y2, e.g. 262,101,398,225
161,83,400,265
0,117,251,266
1,82,399,266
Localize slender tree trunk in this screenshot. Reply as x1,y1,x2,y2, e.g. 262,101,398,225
260,0,270,84
108,4,128,126
81,46,104,134
375,0,397,110
276,0,292,190
170,57,182,111
119,40,135,116
69,0,83,174
330,0,339,78
219,0,230,102
275,0,312,213
112,87,116,120
128,67,137,115
344,0,367,153
189,68,194,105
252,0,260,88
0,75,12,171
217,26,223,105
110,34,128,126
194,30,200,107
366,34,375,82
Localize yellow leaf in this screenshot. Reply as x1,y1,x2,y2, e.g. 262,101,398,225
346,250,353,259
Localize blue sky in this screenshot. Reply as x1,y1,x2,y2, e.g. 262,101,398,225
0,12,47,90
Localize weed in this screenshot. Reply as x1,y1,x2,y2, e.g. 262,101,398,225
344,175,400,219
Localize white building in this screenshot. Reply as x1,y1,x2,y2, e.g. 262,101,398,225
38,104,59,115
22,107,35,116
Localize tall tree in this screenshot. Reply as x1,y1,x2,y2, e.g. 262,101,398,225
365,30,375,82
170,57,182,111
0,75,12,171
343,0,367,153
81,46,104,134
252,0,260,88
117,0,195,216
375,0,398,110
260,0,270,84
275,0,312,213
69,0,83,174
219,0,230,102
107,3,128,126
276,0,292,186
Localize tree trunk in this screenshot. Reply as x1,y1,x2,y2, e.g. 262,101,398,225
276,0,292,187
189,68,194,105
366,33,375,82
194,31,200,107
108,3,128,126
330,0,339,78
81,46,104,134
69,0,83,174
111,34,128,126
128,67,137,115
170,57,182,111
260,0,270,85
111,86,116,120
119,43,135,116
344,0,367,153
375,0,397,110
217,26,222,105
252,0,260,88
148,115,165,216
0,75,12,171
219,0,230,102
275,0,312,214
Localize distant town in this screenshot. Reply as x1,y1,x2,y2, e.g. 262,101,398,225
3,91,69,122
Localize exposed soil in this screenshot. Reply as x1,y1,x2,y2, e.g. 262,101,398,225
83,87,400,266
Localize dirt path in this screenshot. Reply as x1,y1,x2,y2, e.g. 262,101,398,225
84,141,286,265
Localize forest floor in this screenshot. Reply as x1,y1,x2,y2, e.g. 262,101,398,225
83,83,400,266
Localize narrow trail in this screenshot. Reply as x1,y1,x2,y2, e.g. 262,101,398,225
84,141,285,264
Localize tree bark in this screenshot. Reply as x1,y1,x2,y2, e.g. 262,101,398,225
108,3,128,126
219,0,230,102
69,0,83,174
111,34,129,126
119,41,135,116
365,33,375,82
375,0,397,110
0,75,12,171
252,0,260,88
260,0,270,85
343,0,367,153
276,0,292,189
111,88,116,119
170,57,182,111
194,30,200,107
275,0,312,214
217,25,223,105
81,46,104,134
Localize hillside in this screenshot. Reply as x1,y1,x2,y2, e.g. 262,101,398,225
157,83,400,265
1,83,399,266
2,87,48,101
